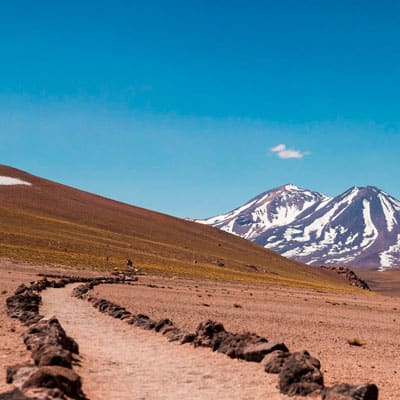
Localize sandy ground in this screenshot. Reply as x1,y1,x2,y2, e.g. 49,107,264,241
94,275,400,400
0,262,34,392
0,260,97,393
1,260,400,399
41,285,295,400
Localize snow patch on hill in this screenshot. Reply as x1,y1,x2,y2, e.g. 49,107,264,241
0,176,31,186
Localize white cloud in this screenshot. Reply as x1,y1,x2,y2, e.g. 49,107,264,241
270,144,286,152
270,144,308,159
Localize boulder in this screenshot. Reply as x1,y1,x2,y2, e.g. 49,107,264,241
193,320,283,362
14,284,29,296
241,341,288,362
193,320,227,350
155,319,174,333
32,345,73,368
179,332,196,344
279,350,324,396
6,365,38,391
322,383,378,400
6,291,42,325
264,350,291,374
6,364,35,385
127,314,156,330
24,318,79,354
21,366,82,399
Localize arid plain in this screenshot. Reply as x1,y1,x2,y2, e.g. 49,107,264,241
1,259,399,399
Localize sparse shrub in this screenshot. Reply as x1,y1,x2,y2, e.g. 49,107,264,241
347,338,366,347
1,290,7,295
326,300,340,306
233,303,242,308
147,284,158,288
201,303,210,307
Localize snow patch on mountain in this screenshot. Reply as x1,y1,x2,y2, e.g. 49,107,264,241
379,235,400,271
361,199,378,249
379,193,397,232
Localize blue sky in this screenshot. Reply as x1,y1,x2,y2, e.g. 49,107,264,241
1,1,399,217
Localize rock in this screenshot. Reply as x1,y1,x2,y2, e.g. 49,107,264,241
72,284,90,299
21,366,82,399
322,383,378,400
179,332,196,344
155,319,174,333
29,279,54,292
23,387,66,400
264,350,291,374
14,284,29,296
32,345,73,368
193,320,227,350
89,297,132,320
111,308,131,319
163,327,186,342
6,364,35,385
320,266,370,290
24,318,79,354
279,350,324,396
6,291,42,325
193,320,283,362
216,332,263,359
0,389,35,400
127,314,156,330
6,365,38,391
241,341,288,362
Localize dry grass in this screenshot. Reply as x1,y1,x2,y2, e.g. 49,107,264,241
347,338,366,347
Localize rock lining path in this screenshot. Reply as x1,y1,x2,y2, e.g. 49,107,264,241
41,285,288,400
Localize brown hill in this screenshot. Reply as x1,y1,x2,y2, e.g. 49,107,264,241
0,165,351,290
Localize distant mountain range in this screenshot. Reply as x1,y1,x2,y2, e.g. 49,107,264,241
196,184,400,270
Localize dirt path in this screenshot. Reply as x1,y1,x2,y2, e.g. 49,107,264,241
40,285,288,400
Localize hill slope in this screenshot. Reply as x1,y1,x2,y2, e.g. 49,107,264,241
0,165,349,290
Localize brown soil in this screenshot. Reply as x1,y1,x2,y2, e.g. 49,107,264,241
0,260,97,393
93,275,400,400
41,285,295,400
0,261,33,393
1,260,400,399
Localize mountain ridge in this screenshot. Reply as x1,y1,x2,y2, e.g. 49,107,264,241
197,184,400,270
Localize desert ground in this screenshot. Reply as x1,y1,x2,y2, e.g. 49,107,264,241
1,259,399,399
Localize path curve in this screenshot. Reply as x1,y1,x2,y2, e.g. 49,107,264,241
40,285,288,400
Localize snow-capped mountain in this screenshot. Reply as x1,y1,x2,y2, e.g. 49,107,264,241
196,185,400,270
198,184,329,240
